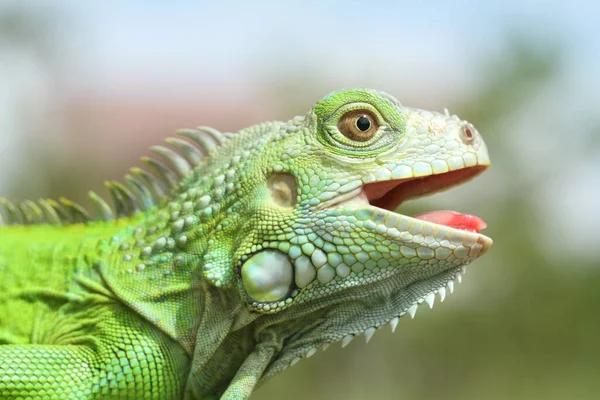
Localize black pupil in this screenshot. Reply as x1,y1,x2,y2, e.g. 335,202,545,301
356,115,371,132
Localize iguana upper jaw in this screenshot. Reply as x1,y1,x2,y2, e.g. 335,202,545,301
365,165,488,214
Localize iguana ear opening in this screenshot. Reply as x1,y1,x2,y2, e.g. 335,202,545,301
267,173,298,208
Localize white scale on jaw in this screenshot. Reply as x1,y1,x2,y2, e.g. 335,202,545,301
287,265,468,368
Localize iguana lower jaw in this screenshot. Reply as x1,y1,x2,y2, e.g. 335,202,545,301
321,162,493,259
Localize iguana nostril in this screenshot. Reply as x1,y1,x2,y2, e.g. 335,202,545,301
461,124,475,144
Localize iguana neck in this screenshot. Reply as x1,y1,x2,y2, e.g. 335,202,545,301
91,125,272,353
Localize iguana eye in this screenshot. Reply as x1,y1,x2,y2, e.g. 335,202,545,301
337,110,379,142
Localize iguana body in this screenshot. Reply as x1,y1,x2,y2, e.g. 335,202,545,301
0,89,492,399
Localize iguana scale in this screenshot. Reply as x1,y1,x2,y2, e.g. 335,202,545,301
0,89,492,399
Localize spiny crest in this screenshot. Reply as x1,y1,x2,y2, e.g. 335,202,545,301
0,126,230,226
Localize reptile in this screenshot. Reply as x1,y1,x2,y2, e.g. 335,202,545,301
0,88,492,399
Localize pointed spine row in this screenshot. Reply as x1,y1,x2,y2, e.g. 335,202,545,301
0,127,228,226
339,266,467,348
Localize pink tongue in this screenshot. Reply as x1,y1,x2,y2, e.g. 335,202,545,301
413,210,487,233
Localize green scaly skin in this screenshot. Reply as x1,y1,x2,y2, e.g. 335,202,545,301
0,89,492,399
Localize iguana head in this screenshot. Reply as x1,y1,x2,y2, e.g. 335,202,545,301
222,88,492,370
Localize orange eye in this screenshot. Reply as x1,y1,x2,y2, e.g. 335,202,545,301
337,110,379,142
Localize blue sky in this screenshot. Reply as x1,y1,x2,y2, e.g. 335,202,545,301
6,0,595,100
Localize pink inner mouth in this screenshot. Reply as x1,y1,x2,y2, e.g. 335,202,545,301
362,166,489,233
414,210,486,233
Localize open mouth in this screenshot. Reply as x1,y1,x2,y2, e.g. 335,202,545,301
362,165,489,234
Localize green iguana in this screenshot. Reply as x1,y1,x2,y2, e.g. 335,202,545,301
0,89,492,399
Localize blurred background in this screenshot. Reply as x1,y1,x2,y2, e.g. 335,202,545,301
1,0,599,399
